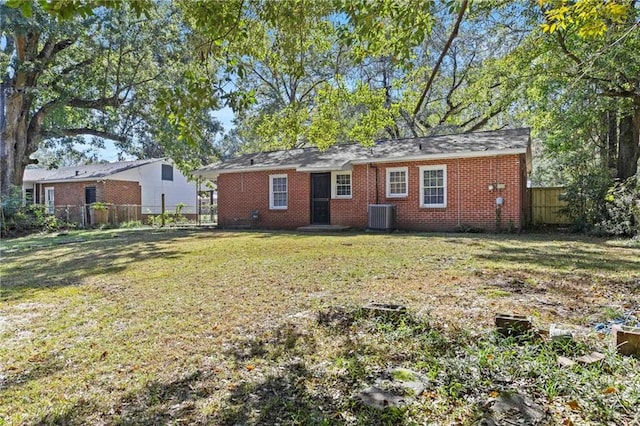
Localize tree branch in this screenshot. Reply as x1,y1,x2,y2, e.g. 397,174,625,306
37,37,75,62
464,108,503,132
555,32,583,66
412,0,468,118
44,128,127,142
298,78,329,102
67,95,123,109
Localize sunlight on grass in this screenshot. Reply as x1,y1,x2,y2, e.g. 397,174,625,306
1,229,638,424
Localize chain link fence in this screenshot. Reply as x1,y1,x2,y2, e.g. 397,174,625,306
46,203,217,228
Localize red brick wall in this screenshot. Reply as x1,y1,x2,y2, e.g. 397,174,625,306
39,180,141,206
217,154,528,231
38,180,142,224
103,180,141,205
218,170,310,229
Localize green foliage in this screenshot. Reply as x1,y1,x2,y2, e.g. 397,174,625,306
539,0,630,38
559,162,611,233
145,203,187,227
6,0,151,19
336,0,435,64
1,187,72,236
90,202,108,211
0,186,24,229
2,1,225,190
596,176,640,236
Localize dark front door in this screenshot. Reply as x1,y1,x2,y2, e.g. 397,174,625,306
85,186,97,225
311,173,330,224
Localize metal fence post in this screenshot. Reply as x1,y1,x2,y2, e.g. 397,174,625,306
161,194,165,227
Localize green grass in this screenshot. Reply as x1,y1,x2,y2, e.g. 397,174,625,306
1,229,639,425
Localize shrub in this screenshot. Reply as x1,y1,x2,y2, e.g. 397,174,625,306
596,176,640,236
559,168,611,233
1,186,73,237
90,201,109,211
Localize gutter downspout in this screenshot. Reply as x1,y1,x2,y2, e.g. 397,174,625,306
366,164,370,205
371,165,379,204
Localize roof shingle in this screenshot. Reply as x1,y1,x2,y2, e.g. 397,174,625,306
195,128,530,178
23,158,161,182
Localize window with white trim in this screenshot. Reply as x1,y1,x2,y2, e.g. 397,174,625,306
269,174,288,209
386,167,408,198
331,171,352,199
45,187,55,214
419,165,447,208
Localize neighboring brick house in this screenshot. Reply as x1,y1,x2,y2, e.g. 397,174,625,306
22,159,198,225
195,128,532,232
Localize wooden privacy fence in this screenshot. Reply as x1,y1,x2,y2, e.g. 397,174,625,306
530,187,571,225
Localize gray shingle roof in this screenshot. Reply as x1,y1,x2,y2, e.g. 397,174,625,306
23,158,162,183
195,128,530,178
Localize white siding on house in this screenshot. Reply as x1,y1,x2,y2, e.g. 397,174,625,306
112,161,198,214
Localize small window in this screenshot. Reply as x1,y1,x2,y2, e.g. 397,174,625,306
331,171,352,199
269,174,288,209
386,167,408,198
161,164,173,181
419,165,447,208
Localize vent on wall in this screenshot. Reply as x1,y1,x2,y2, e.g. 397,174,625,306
368,204,396,231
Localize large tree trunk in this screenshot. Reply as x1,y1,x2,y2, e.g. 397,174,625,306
0,82,37,199
617,105,640,180
607,109,618,171
0,32,43,199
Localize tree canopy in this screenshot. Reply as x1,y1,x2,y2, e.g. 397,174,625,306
2,0,639,235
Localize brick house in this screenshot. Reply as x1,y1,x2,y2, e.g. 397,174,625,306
22,158,199,225
195,128,532,232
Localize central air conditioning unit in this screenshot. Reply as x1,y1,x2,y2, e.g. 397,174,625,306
368,204,396,231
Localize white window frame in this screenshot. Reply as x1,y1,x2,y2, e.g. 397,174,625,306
269,174,288,210
45,186,55,214
419,165,447,208
386,166,408,198
331,170,352,199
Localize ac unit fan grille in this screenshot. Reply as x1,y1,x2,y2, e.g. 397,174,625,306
368,204,396,230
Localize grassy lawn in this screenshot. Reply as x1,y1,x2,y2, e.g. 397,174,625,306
1,229,639,425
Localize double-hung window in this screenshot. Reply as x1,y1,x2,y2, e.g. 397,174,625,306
331,171,352,199
269,174,288,209
419,165,447,208
386,167,408,198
